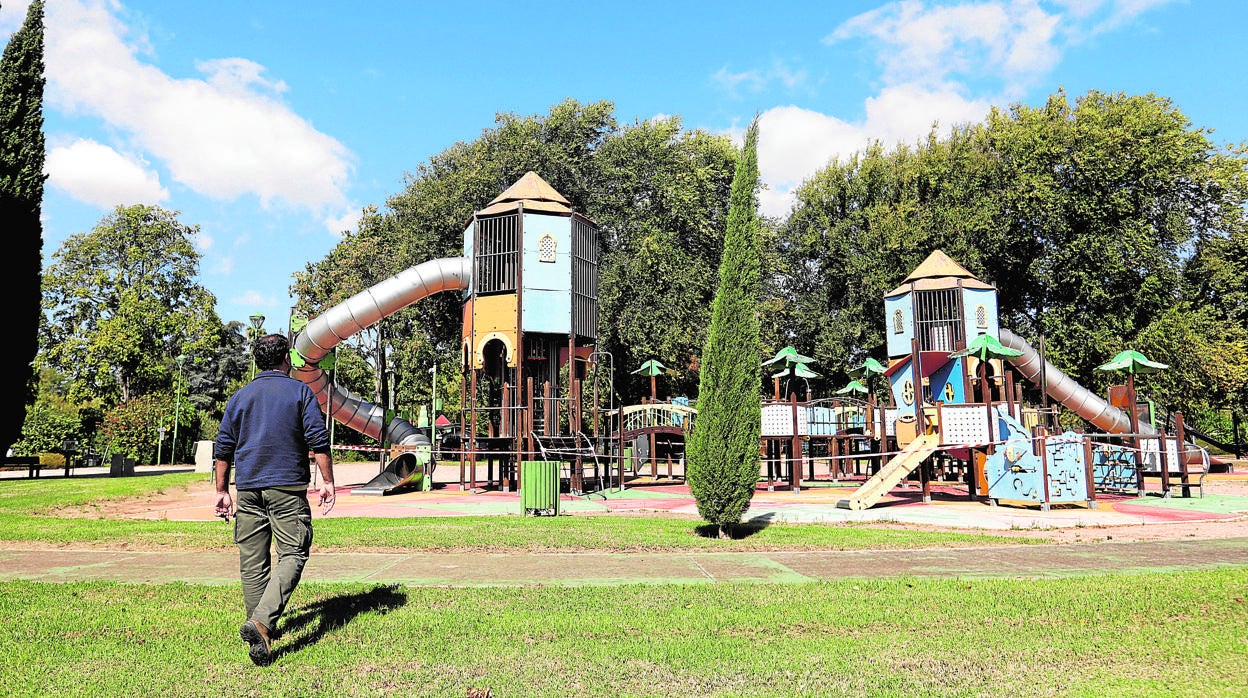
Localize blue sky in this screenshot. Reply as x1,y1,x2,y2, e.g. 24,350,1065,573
2,0,1245,335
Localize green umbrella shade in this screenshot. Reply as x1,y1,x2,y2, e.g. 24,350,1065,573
835,380,868,394
771,362,820,379
762,345,816,367
948,333,1024,360
1096,350,1168,375
848,357,887,379
631,359,666,376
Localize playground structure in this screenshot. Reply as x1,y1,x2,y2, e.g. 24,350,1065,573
292,173,635,495
288,171,1216,509
828,250,1213,509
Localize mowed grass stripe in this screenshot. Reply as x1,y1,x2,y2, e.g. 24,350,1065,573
1,569,1244,697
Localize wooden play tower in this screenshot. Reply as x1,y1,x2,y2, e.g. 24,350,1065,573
458,172,602,491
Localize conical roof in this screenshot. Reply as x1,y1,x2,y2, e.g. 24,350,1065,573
476,171,573,216
886,249,994,297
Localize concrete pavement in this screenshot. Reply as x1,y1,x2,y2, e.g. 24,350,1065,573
3,537,1246,587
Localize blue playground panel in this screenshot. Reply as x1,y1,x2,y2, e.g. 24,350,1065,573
986,410,1090,506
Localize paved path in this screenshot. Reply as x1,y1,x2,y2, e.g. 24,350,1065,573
3,537,1245,587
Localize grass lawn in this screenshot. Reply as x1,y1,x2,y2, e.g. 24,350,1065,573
3,569,1246,697
0,472,1046,552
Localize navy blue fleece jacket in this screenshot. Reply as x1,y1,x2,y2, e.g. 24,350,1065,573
214,370,330,490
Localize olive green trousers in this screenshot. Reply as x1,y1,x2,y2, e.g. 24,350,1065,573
233,488,313,632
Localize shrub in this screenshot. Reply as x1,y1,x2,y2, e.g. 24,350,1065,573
12,404,81,456
100,393,186,464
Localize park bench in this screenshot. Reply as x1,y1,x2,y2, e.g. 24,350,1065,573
2,455,54,478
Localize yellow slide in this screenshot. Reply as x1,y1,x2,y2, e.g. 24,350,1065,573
835,433,941,510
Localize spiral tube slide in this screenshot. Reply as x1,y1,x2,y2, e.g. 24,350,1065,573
291,257,471,450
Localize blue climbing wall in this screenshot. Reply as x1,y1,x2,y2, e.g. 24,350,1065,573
986,408,1090,505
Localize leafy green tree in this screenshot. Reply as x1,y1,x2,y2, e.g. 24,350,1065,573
1134,304,1248,430
42,205,224,404
593,117,737,399
686,118,763,537
985,91,1235,381
0,0,46,457
1185,220,1248,328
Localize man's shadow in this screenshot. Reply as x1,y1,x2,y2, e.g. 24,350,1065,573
272,584,408,659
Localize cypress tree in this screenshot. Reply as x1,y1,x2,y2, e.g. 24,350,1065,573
0,0,47,456
686,117,762,537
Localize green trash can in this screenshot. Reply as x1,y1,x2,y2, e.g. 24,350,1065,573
521,461,561,516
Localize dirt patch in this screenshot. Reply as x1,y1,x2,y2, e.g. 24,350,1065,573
47,478,218,520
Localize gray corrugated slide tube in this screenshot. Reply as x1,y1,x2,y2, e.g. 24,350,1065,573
998,328,1142,435
291,257,471,458
998,328,1208,468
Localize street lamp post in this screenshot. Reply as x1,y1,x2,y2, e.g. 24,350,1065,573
248,313,266,379
172,354,186,465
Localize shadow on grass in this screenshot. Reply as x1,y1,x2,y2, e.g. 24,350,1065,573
273,584,408,660
694,513,773,540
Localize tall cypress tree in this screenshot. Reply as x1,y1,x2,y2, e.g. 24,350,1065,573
0,0,47,456
686,117,762,537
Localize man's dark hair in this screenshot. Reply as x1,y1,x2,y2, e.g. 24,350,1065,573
254,334,290,371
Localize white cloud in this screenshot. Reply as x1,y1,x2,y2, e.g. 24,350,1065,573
44,0,353,213
233,290,278,308
713,59,808,97
324,208,362,237
825,0,1060,93
195,233,214,251
754,85,992,217
215,256,235,275
45,138,169,207
0,1,33,36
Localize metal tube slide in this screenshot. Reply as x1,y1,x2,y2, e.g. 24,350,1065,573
998,328,1145,435
1000,329,1218,470
291,257,471,447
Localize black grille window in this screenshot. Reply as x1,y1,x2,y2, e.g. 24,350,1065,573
474,213,519,294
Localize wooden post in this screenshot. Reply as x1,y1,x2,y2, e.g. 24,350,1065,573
980,359,995,454
469,369,478,491
910,338,925,435
1039,431,1051,511
1175,412,1191,498
621,404,628,491
572,378,583,494
501,382,512,491
1126,372,1144,493
790,391,801,491
1158,430,1171,497
543,381,553,436
758,442,768,491
525,376,535,465
1083,436,1098,509
459,368,468,491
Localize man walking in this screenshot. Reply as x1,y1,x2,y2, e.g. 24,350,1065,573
213,333,335,666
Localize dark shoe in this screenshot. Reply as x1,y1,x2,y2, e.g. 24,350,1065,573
239,619,273,666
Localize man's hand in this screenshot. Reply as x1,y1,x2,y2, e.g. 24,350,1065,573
213,490,233,521
317,482,336,516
